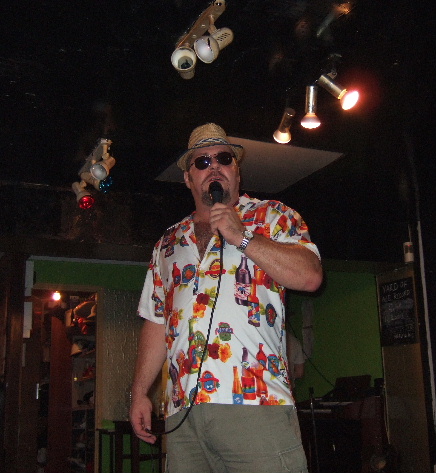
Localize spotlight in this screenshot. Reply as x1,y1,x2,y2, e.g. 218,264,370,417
317,73,359,110
78,138,115,181
194,25,233,63
90,155,115,180
301,86,321,129
171,45,197,79
72,181,95,209
89,139,115,180
273,107,295,144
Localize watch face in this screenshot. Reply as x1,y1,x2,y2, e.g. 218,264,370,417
244,230,253,238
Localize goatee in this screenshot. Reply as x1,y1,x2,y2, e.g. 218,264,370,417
201,189,231,206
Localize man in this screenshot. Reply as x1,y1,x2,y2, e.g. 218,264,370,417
130,123,322,473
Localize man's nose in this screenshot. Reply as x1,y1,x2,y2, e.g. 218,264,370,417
209,156,221,168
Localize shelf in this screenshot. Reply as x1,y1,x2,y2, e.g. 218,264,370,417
70,330,96,473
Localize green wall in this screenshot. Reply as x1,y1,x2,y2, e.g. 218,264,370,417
32,258,148,291
288,268,383,402
32,258,384,404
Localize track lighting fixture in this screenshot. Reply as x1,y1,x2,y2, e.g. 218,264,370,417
171,1,232,79
301,86,321,129
317,73,359,110
72,138,115,208
274,55,359,138
273,108,295,144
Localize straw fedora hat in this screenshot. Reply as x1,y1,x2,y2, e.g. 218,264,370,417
177,123,244,171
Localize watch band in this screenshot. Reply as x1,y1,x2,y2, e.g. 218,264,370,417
236,230,254,252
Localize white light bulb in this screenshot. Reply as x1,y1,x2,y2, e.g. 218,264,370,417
301,113,321,129
340,90,359,110
273,130,292,144
194,36,220,63
90,162,108,180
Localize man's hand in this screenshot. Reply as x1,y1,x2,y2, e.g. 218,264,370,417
130,394,157,444
209,203,245,246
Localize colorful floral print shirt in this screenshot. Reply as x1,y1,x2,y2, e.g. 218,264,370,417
138,194,320,418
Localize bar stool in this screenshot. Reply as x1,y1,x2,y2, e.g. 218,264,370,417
98,428,115,473
113,419,165,473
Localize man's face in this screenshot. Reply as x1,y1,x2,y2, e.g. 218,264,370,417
184,144,240,207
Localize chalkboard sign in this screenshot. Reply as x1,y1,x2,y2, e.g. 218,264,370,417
378,275,417,346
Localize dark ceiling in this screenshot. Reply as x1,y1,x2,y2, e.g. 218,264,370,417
1,0,434,263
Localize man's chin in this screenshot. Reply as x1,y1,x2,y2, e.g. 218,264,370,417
201,190,231,206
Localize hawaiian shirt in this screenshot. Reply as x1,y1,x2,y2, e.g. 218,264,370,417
138,194,320,418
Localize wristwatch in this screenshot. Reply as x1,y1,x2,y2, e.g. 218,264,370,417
236,229,254,252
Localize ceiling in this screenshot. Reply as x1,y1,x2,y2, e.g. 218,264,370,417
0,0,433,262
0,0,428,188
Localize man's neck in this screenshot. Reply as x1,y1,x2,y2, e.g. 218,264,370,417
192,206,211,224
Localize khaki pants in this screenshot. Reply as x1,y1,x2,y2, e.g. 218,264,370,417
165,404,308,473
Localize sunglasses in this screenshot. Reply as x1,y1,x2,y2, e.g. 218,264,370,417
189,151,235,170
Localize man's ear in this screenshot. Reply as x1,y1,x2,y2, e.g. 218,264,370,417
183,171,191,189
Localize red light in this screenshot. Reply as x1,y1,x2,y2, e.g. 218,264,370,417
78,195,95,209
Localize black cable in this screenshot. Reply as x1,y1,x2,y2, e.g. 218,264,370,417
147,235,224,436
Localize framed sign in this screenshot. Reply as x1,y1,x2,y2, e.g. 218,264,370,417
377,269,417,346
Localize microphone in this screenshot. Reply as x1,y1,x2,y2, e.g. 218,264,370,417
209,181,223,204
209,181,224,244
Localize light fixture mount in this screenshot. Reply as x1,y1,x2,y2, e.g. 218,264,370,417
175,1,227,49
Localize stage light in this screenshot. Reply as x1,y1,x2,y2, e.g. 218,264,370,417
171,46,197,79
78,138,115,181
52,291,61,302
273,107,295,144
89,139,115,180
317,73,359,110
194,26,233,63
301,86,321,129
171,1,230,78
72,181,95,209
90,155,115,180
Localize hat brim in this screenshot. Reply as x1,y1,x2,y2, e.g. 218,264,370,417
177,143,244,171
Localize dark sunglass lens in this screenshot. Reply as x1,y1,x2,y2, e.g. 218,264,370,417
216,152,234,165
194,156,211,170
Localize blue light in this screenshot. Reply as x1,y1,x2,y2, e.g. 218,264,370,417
98,176,114,193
